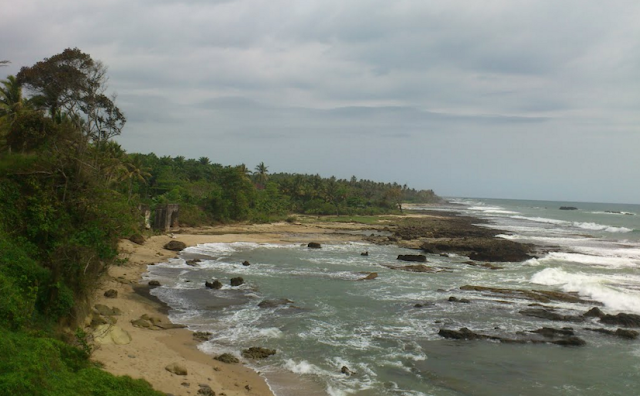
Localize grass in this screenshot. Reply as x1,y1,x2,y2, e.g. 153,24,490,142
0,328,163,396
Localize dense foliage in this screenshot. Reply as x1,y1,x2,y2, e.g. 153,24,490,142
0,48,440,395
126,154,441,225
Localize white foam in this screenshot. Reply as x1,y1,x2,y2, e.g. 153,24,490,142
284,359,324,375
511,215,567,225
497,234,591,245
468,206,518,215
538,252,638,268
531,268,640,313
573,222,632,233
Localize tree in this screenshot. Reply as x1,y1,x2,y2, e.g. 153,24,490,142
0,76,26,123
17,48,125,148
254,161,269,187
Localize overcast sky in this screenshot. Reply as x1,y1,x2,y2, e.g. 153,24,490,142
2,0,639,203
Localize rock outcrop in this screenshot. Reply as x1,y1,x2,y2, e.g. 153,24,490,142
205,280,223,289
242,347,276,359
421,238,532,262
214,353,240,364
397,254,427,262
230,277,244,287
307,242,322,249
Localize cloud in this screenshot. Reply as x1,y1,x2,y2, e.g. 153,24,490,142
2,0,640,202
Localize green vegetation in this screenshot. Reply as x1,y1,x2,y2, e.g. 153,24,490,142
0,48,441,394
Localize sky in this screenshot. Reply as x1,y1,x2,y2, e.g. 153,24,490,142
2,0,639,203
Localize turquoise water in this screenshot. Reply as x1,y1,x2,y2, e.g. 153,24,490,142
147,199,640,396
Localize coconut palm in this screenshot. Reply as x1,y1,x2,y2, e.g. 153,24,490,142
0,75,26,123
254,161,269,186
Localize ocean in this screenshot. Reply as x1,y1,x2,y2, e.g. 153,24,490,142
146,198,640,396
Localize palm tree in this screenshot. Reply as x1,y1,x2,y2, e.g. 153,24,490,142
254,161,269,186
119,156,151,202
0,75,26,124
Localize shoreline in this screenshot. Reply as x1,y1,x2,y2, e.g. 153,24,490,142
90,219,387,396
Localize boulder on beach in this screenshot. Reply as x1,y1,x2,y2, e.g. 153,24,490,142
165,362,188,375
242,347,276,359
148,280,161,287
93,324,132,345
129,234,145,245
186,259,201,266
242,260,251,266
214,353,240,364
164,240,187,251
307,242,322,249
230,277,244,287
397,254,427,262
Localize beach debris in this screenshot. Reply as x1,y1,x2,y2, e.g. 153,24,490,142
93,324,132,345
164,240,187,251
193,332,212,341
165,362,188,375
359,272,378,281
230,277,244,287
148,280,161,287
258,299,294,309
397,254,427,262
205,280,223,289
242,260,251,266
129,234,145,245
361,251,369,256
307,242,322,249
103,289,118,298
585,328,639,340
214,353,240,364
197,384,216,396
341,366,354,376
242,347,276,359
448,296,470,303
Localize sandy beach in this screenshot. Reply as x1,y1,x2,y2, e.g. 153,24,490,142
90,220,381,396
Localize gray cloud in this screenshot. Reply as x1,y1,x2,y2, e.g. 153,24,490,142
2,0,640,202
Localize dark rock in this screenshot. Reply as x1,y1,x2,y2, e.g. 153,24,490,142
129,234,145,245
164,240,187,251
197,384,215,396
205,280,223,289
341,366,354,376
531,327,575,338
559,206,578,210
94,304,121,316
258,299,294,309
230,277,244,287
384,264,438,273
104,289,118,298
583,307,605,318
438,328,487,340
307,242,322,249
421,238,532,262
186,259,201,266
599,312,640,327
460,285,594,304
242,260,251,266
481,263,504,270
519,308,584,322
414,302,435,308
361,251,369,256
214,353,240,364
397,254,427,262
440,253,449,257
359,272,378,281
241,347,276,359
585,327,639,340
193,332,212,341
448,296,471,304
148,280,161,287
551,337,586,347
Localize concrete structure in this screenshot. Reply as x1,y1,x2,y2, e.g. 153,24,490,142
153,204,180,231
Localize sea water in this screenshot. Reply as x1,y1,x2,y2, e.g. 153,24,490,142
146,198,640,396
